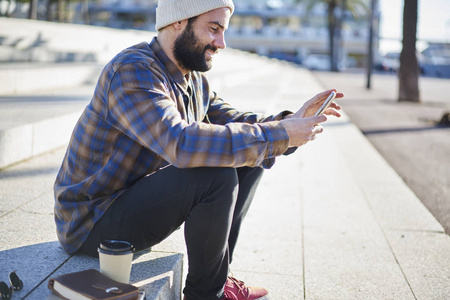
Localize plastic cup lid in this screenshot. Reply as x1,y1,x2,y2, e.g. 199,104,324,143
98,240,134,255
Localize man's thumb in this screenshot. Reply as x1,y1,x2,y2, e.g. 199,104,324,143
308,115,327,125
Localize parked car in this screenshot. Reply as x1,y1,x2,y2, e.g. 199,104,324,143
302,54,347,71
375,52,400,72
303,54,331,71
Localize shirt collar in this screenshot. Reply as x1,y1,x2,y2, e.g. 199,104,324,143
149,37,190,96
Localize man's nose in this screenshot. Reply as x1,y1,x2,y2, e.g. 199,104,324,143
214,32,226,50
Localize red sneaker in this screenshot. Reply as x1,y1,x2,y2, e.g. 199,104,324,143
223,276,269,300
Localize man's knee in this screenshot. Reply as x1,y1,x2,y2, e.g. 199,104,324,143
182,167,239,206
198,167,238,193
206,167,238,187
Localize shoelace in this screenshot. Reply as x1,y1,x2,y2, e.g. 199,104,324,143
225,277,248,297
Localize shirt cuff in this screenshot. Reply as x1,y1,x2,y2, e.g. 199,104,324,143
258,121,290,159
272,110,294,121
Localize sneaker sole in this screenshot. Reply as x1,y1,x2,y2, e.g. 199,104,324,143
256,293,270,300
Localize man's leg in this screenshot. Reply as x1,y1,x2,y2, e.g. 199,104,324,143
79,165,264,299
228,167,264,262
183,166,264,300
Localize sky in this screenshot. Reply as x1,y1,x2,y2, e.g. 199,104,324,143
378,0,450,53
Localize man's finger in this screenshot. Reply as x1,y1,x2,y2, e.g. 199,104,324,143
329,102,341,110
324,108,342,118
321,90,344,100
313,124,324,134
335,92,345,99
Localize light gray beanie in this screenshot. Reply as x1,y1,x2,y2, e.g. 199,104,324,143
155,0,234,31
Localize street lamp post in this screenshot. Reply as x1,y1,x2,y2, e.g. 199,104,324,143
366,0,377,89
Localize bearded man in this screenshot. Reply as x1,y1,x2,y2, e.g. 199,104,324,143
54,0,343,299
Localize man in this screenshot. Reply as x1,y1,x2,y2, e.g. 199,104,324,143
54,0,343,299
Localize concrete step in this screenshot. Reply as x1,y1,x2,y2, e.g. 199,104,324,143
2,242,183,300
0,78,94,169
0,110,82,169
0,62,102,95
0,18,153,65
0,147,186,300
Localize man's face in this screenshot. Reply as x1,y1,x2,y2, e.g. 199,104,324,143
173,19,213,72
173,7,230,72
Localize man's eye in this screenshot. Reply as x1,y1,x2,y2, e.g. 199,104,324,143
210,27,218,32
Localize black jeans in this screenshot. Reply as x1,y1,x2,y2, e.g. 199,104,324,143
79,166,264,300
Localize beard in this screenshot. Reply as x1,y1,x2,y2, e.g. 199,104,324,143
173,22,217,72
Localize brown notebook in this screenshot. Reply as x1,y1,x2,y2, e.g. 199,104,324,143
48,269,139,300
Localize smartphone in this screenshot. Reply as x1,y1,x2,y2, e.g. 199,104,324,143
138,291,146,300
314,91,336,116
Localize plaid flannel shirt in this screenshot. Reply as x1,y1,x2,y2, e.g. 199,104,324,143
54,37,291,254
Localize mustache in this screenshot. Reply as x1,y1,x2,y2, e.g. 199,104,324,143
204,44,218,54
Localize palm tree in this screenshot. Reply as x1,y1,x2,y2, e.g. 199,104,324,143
398,0,420,102
295,0,369,71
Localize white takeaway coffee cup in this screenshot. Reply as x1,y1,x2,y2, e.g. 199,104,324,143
98,240,134,284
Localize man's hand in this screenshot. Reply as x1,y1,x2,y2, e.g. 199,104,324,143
280,115,327,147
287,89,344,119
280,89,344,147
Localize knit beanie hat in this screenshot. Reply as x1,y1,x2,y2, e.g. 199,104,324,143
155,0,235,31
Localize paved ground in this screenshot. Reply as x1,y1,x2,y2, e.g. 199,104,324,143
1,19,450,299
2,54,450,299
313,70,450,235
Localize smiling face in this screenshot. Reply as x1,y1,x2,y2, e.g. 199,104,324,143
173,7,231,73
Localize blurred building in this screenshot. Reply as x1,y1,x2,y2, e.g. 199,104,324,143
85,0,376,68
226,2,375,68
4,0,376,69
87,0,158,30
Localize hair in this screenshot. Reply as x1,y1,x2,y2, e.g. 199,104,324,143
187,16,198,26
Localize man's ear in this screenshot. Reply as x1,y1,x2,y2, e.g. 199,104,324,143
173,20,187,31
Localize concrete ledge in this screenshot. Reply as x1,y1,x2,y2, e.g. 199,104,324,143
0,141,186,299
0,18,154,65
0,18,154,95
0,241,183,300
0,63,102,95
0,112,81,169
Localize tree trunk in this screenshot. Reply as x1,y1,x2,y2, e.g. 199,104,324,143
398,0,420,102
65,0,70,22
29,0,38,19
6,0,11,16
0,0,12,17
82,0,90,24
46,0,53,21
0,0,5,17
57,0,64,22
